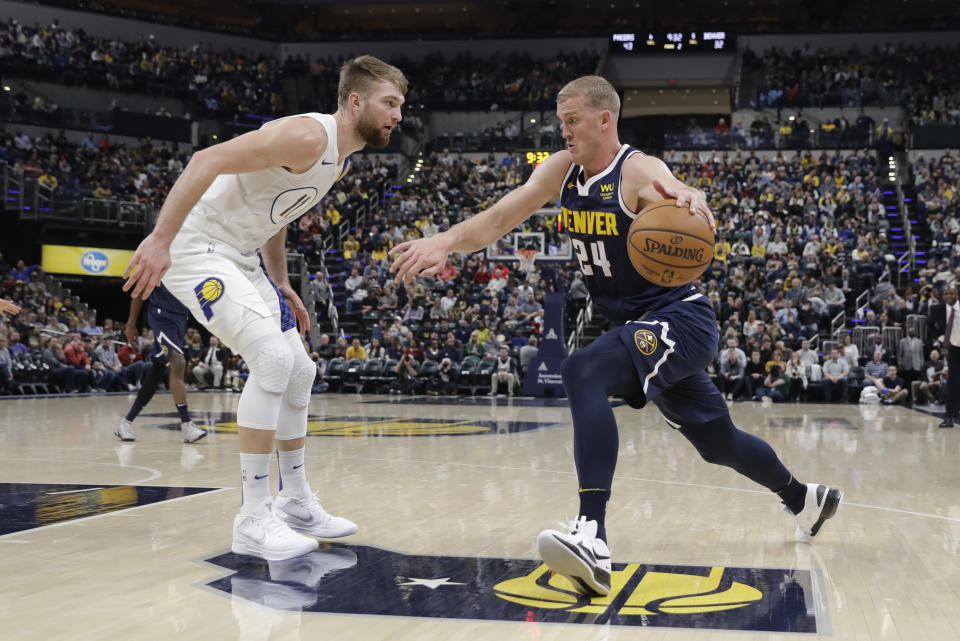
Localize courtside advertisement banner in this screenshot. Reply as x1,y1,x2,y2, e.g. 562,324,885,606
41,245,136,278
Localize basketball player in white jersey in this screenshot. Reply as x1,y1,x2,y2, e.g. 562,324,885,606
122,56,407,561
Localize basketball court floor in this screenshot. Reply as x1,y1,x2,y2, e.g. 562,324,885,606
2,391,958,640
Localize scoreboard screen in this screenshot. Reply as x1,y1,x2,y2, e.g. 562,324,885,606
521,150,552,167
610,30,735,53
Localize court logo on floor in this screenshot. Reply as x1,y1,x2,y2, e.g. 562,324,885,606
146,412,559,437
0,483,219,536
201,544,827,633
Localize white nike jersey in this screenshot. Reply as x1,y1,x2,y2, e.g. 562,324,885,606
178,112,345,254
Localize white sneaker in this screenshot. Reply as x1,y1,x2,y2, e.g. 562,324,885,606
232,498,319,561
536,516,611,596
725,392,733,401
761,396,773,405
273,492,359,538
115,419,135,441
181,421,207,443
791,483,843,542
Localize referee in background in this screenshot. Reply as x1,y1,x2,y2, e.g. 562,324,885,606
934,285,960,428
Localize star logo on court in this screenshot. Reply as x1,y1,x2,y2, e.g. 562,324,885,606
399,577,465,589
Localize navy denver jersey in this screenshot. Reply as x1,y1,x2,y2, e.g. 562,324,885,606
559,144,698,324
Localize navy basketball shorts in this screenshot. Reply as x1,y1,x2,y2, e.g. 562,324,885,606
147,304,188,361
615,295,728,427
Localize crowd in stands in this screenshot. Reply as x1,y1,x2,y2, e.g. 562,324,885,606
283,50,599,112
741,43,960,126
0,124,398,215
4,142,960,401
667,146,958,404
0,17,285,120
0,126,189,207
0,14,600,125
911,151,960,257
0,259,256,395
292,150,574,394
665,113,888,151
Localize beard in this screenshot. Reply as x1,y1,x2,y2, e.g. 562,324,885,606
357,109,391,149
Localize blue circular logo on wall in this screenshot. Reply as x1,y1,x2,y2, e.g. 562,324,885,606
80,250,110,274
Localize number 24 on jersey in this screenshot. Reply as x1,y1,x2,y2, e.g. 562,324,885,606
572,239,613,277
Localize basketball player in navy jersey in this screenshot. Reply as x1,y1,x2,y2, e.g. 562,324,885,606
114,284,206,443
390,75,842,596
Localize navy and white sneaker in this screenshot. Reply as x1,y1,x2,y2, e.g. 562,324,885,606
537,516,611,596
180,421,207,443
114,419,135,442
791,483,843,542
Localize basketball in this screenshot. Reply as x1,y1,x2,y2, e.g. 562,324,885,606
626,199,715,287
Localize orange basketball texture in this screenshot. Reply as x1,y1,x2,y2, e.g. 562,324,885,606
626,199,715,287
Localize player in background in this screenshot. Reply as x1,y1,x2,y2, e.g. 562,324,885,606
115,285,206,443
390,75,841,596
121,56,406,561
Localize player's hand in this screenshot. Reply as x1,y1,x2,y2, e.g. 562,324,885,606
123,233,171,300
653,180,717,234
277,284,310,336
0,300,20,317
388,234,451,286
124,323,139,348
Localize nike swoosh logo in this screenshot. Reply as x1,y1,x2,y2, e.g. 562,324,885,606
321,160,334,165
254,474,268,480
556,535,601,565
292,463,304,470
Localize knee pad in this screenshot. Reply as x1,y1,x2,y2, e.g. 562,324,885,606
250,334,294,394
236,333,293,430
276,332,314,440
283,333,315,410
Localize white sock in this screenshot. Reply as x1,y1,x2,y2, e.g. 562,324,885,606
277,447,311,499
239,452,272,514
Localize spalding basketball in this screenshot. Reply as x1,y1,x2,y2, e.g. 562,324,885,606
626,199,715,287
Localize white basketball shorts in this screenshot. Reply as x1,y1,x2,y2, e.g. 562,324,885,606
161,228,290,357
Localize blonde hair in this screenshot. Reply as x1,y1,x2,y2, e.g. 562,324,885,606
557,75,620,117
338,55,408,107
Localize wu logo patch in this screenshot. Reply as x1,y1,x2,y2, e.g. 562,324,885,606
194,277,225,321
634,328,658,356
599,183,615,200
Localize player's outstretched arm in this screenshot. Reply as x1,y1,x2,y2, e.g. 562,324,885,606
389,151,570,284
122,118,330,300
626,155,716,233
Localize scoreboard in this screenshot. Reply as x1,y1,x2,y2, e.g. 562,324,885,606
610,30,735,53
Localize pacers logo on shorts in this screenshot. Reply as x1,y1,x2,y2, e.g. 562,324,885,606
194,277,224,320
634,328,658,356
